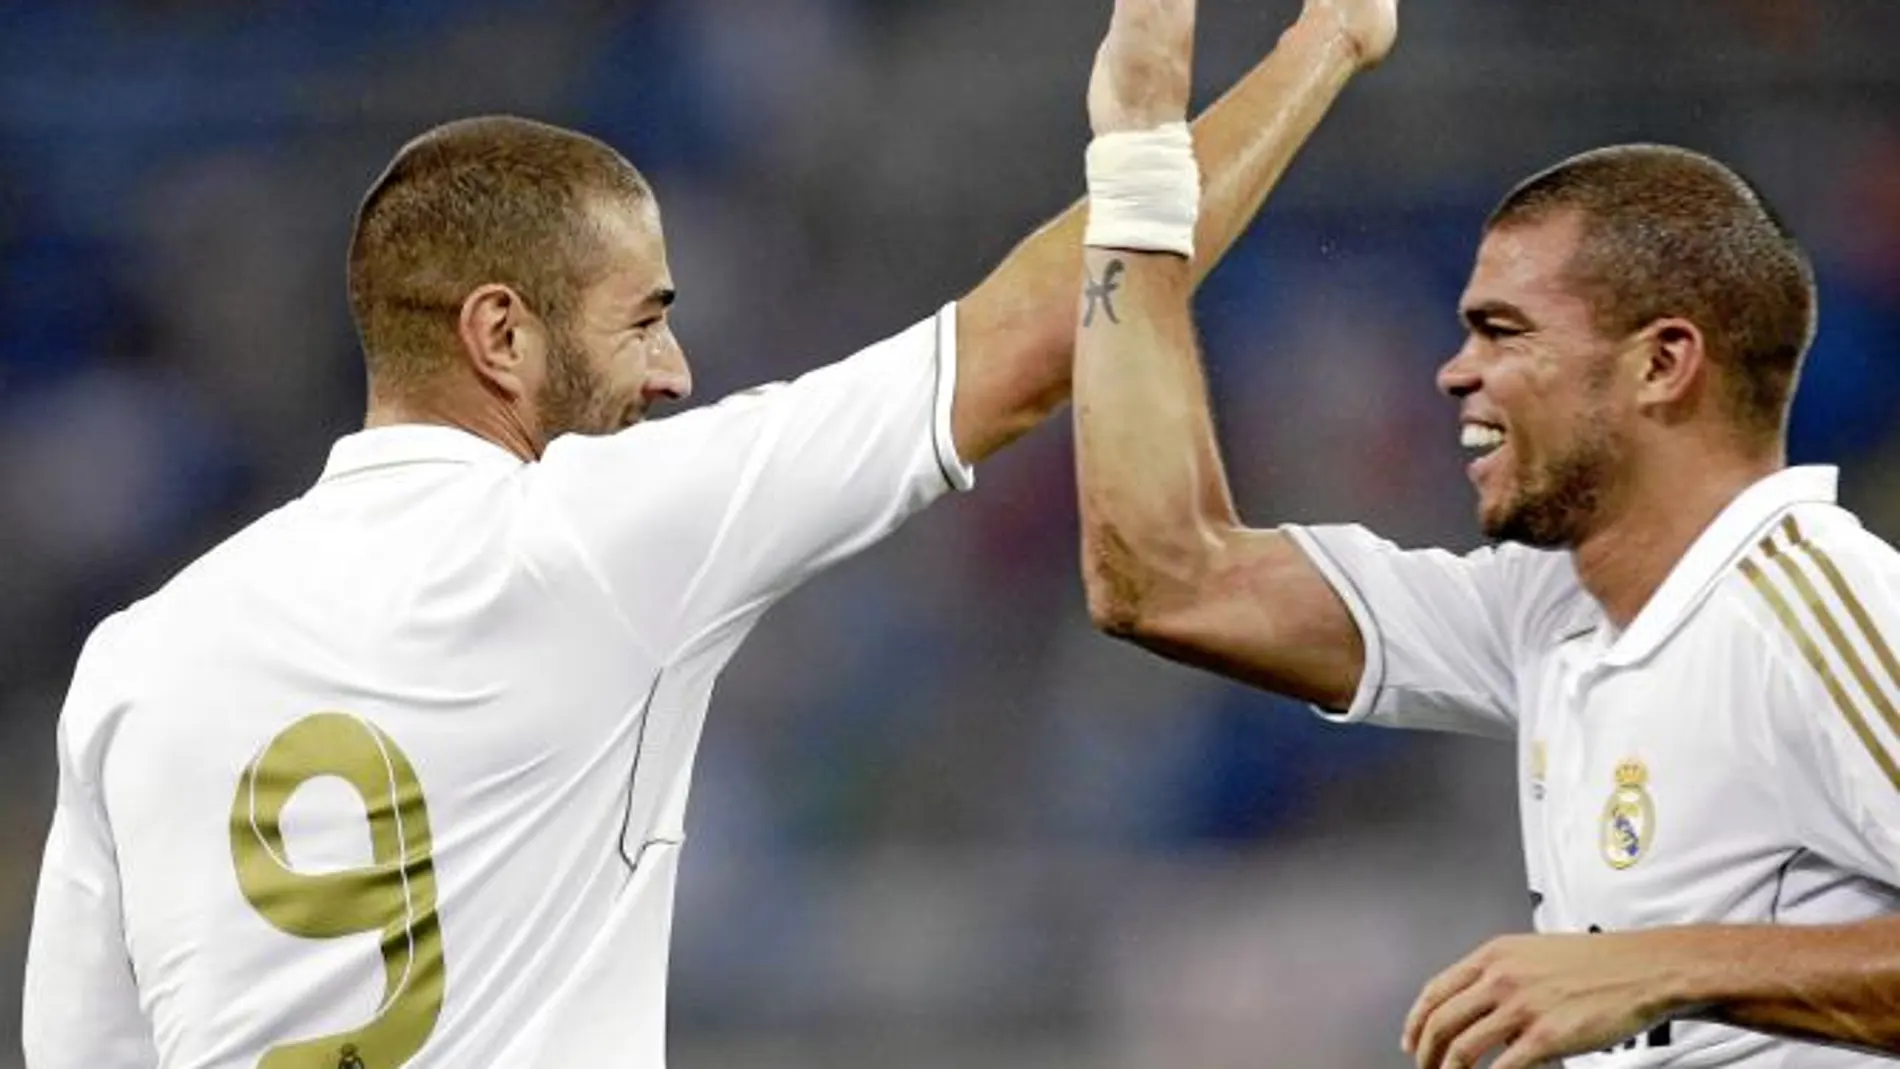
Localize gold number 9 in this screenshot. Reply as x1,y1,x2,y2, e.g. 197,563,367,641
230,712,446,1069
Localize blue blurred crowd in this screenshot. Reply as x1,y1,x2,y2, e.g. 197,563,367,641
1,1,1895,1066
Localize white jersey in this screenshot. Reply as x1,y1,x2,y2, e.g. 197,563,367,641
23,308,971,1069
1288,466,1900,1068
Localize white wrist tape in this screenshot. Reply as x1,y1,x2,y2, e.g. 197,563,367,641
1085,121,1200,258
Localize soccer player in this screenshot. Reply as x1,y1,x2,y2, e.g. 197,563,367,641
1073,43,1900,1069
20,2,1397,1067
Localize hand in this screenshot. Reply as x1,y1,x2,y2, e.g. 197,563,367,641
1088,0,1197,135
1299,0,1398,71
1402,932,1686,1069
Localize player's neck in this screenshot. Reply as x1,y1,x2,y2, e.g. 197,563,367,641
1570,446,1784,631
365,380,544,462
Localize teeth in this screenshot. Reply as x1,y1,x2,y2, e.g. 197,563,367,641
1461,424,1505,451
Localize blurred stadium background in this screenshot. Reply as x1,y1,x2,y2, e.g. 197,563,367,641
1,0,1896,1066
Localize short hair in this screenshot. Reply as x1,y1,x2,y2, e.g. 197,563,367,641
347,115,652,389
1486,144,1817,442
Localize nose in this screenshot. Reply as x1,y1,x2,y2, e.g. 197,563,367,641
1437,341,1481,400
644,333,693,404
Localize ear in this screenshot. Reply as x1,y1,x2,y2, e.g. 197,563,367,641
455,284,543,403
1632,316,1708,412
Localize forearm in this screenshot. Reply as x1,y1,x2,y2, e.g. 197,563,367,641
955,19,1362,463
1653,919,1900,1052
1073,246,1234,631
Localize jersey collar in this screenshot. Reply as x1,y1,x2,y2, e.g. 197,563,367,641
316,424,523,484
1598,465,1839,667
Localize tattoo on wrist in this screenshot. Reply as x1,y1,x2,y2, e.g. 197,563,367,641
1083,258,1126,328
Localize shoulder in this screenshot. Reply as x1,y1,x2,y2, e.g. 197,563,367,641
1489,541,1597,653
1726,502,1900,644
1287,525,1590,650
1488,540,1588,601
137,503,302,615
60,504,301,718
539,386,793,478
1712,503,1900,800
55,608,147,778
1720,501,1900,706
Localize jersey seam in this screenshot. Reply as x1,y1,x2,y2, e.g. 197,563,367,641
1767,848,1802,923
616,672,669,876
625,836,686,874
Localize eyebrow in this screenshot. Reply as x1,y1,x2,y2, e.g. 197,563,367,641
1461,299,1530,331
645,287,677,310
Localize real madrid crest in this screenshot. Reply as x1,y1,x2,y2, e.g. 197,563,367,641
1600,758,1655,870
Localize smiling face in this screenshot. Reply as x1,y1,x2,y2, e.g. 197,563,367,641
1439,211,1635,548
534,195,690,440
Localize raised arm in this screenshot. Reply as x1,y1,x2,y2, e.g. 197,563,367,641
1071,0,1396,711
951,0,1392,465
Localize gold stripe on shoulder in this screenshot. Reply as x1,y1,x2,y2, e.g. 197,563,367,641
1779,520,1900,748
1768,520,1900,748
1788,517,1900,720
1740,553,1900,791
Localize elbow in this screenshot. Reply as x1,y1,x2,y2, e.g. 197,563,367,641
1083,556,1150,640
1081,519,1212,644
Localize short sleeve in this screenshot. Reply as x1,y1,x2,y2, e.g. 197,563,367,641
531,304,970,660
24,631,159,1069
1756,529,1900,887
1283,524,1579,740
